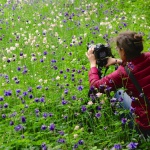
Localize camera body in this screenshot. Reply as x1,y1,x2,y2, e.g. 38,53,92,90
87,43,113,68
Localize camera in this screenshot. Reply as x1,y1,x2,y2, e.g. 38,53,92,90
87,43,113,68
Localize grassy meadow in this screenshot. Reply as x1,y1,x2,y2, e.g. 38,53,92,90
0,0,150,149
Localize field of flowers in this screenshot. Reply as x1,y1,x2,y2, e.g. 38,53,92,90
0,0,150,149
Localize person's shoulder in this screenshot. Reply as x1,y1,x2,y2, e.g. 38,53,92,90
143,52,150,57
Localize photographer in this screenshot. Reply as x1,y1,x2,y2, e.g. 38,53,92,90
86,31,150,138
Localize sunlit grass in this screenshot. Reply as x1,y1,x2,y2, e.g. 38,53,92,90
0,0,150,149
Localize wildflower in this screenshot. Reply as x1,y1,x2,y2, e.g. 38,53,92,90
77,85,83,91
4,90,12,96
130,106,135,113
0,96,4,101
40,97,45,103
78,139,84,145
10,121,14,126
43,113,48,118
3,103,8,108
2,114,6,118
64,89,68,94
57,138,65,143
121,118,127,124
41,125,47,130
62,100,68,105
127,142,138,149
74,125,79,130
96,92,102,97
41,143,47,150
14,124,23,131
49,123,55,131
72,95,76,100
110,97,117,102
21,116,26,123
73,134,78,138
81,105,86,112
16,89,21,94
95,112,101,118
113,144,122,150
58,131,64,136
73,144,78,149
34,98,39,102
88,101,93,105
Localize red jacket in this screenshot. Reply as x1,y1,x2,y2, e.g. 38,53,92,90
88,52,150,130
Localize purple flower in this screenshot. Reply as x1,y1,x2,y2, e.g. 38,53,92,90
28,87,32,92
58,131,64,136
14,124,23,131
41,143,47,150
95,112,101,118
4,90,12,96
43,51,47,55
2,114,6,118
57,138,65,143
21,116,26,123
78,85,83,91
64,89,68,94
81,105,86,112
62,100,68,105
34,98,39,102
43,113,48,118
41,125,47,130
0,96,4,101
10,121,14,125
121,118,127,124
114,144,122,150
72,95,76,100
110,97,117,102
40,97,45,103
49,123,55,131
127,142,138,149
4,103,8,108
16,89,21,94
130,106,135,113
78,139,84,145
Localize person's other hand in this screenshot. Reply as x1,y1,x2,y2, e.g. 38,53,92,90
86,47,97,68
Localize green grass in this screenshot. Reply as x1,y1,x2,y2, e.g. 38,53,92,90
0,0,150,149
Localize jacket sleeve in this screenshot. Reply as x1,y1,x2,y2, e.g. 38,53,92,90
88,67,125,93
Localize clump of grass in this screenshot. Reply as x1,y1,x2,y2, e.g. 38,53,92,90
0,0,150,149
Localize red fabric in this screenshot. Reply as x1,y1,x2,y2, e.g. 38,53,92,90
88,52,150,130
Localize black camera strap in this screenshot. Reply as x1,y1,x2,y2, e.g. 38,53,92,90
125,66,150,107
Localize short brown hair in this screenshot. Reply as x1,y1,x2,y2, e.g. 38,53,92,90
115,31,143,61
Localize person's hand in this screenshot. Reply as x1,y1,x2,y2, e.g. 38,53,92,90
86,47,97,68
105,57,116,67
105,57,122,67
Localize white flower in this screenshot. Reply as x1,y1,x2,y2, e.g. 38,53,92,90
39,79,43,83
73,134,78,139
88,101,93,105
74,125,79,130
56,76,60,80
15,43,19,47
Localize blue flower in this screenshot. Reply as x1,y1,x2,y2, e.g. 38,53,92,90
121,118,127,124
114,144,122,150
95,112,101,118
78,85,83,91
127,142,138,149
14,124,23,131
49,123,55,131
81,105,86,112
57,138,65,143
21,116,26,123
41,125,47,130
78,139,84,145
